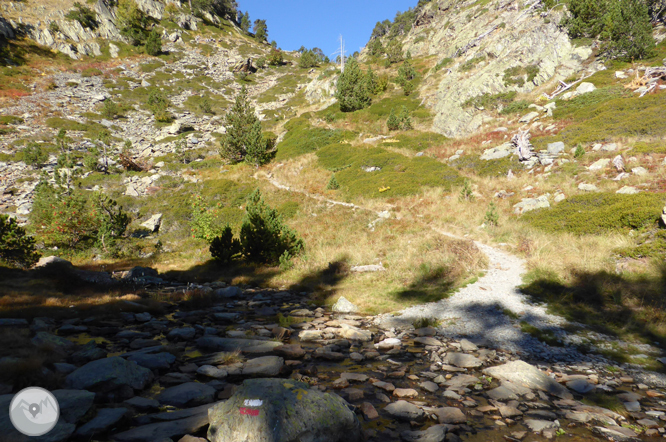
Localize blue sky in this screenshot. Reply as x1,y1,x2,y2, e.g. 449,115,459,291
236,1,417,58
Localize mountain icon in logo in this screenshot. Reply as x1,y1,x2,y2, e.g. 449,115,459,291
9,387,60,436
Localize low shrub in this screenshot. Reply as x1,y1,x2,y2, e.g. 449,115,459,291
0,214,40,268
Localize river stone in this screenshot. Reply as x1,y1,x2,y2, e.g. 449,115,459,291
331,296,358,313
434,407,466,424
197,337,282,353
31,331,75,353
113,413,211,442
157,382,216,407
337,325,372,342
444,353,482,368
566,379,595,394
588,159,610,171
445,374,478,389
53,389,96,423
242,356,284,377
413,337,443,347
483,361,573,399
66,357,153,392
524,419,560,433
273,344,305,359
75,407,128,437
592,426,640,442
394,388,419,398
128,352,176,370
384,400,425,422
420,381,439,393
197,365,228,379
400,424,448,442
207,378,362,442
167,327,196,341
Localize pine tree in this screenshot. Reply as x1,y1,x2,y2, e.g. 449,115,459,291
335,57,371,112
364,66,378,95
116,0,147,45
219,86,271,166
399,106,412,130
144,28,162,56
0,214,40,268
240,11,250,32
387,108,401,131
253,19,268,42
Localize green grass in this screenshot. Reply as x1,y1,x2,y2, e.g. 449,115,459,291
275,117,356,160
140,61,165,73
628,141,666,155
450,154,521,177
616,230,666,259
460,55,486,72
316,144,462,199
45,117,89,132
522,192,665,235
384,132,449,152
463,91,517,110
549,86,666,145
0,116,24,125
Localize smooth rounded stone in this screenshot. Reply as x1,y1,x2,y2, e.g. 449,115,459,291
57,323,88,334
523,419,560,433
197,365,228,379
31,331,75,352
0,318,28,327
637,418,659,428
207,378,363,442
196,337,282,353
273,344,305,359
443,353,482,368
242,356,284,377
445,374,478,389
372,381,395,392
128,352,176,370
52,389,96,424
616,186,639,195
623,401,641,412
131,338,160,349
420,381,439,393
393,388,419,398
167,327,196,341
442,390,461,401
75,407,128,437
400,424,448,442
212,313,240,323
116,330,151,339
157,382,216,407
498,404,523,418
226,331,249,338
290,309,314,317
415,327,437,337
53,363,77,374
459,339,478,352
547,141,565,155
487,385,518,401
617,392,641,402
566,378,595,394
135,312,153,323
340,373,368,383
72,341,107,364
214,286,242,298
384,400,426,422
313,348,345,361
413,337,443,347
483,361,573,400
341,387,364,401
350,352,364,362
113,412,211,442
592,425,640,442
332,296,359,313
578,183,599,192
66,357,153,392
433,407,466,424
298,330,323,341
375,338,401,350
336,326,373,342
178,436,208,442
360,402,379,420
124,396,161,411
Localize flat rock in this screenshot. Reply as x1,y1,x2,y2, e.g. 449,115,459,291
75,407,128,437
361,402,379,420
400,424,448,442
483,361,573,399
157,382,216,407
127,352,176,370
113,413,210,442
459,339,478,351
242,356,284,377
372,381,395,392
444,353,482,368
445,374,478,389
207,378,363,442
197,365,228,379
384,400,425,422
273,344,305,359
420,381,439,393
413,337,443,347
332,296,359,313
53,389,96,424
196,337,282,353
167,328,196,341
524,419,559,432
124,397,160,411
592,426,640,442
433,407,466,424
31,332,75,352
566,379,595,394
66,357,153,392
340,373,369,382
393,388,419,398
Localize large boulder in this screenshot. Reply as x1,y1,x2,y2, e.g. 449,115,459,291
65,357,153,392
207,378,363,442
483,360,573,399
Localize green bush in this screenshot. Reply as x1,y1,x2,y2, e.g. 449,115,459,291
500,100,531,114
144,28,162,56
219,86,272,166
459,180,474,202
267,49,283,66
275,117,354,160
326,175,340,190
22,143,48,168
484,202,499,227
387,107,401,131
65,2,98,30
209,225,241,263
522,192,665,235
147,89,172,122
238,190,303,265
574,144,585,158
463,91,517,110
116,0,147,45
101,98,120,119
385,39,403,64
335,57,371,112
0,215,40,268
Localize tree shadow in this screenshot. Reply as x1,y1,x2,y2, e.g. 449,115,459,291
393,264,456,304
520,263,666,359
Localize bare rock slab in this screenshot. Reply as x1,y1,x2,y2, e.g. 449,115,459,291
483,361,573,399
65,357,153,392
207,378,362,442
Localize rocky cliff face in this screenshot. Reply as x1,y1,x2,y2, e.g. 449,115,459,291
0,0,208,59
382,0,598,137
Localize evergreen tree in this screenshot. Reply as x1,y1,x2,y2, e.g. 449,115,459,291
335,57,371,112
385,39,404,64
240,11,250,32
399,106,413,130
253,19,268,42
144,28,162,56
387,108,401,130
116,0,147,45
364,66,378,95
219,86,271,166
0,214,40,268
239,190,303,265
299,49,319,68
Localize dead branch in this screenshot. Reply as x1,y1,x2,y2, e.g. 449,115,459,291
512,129,535,161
